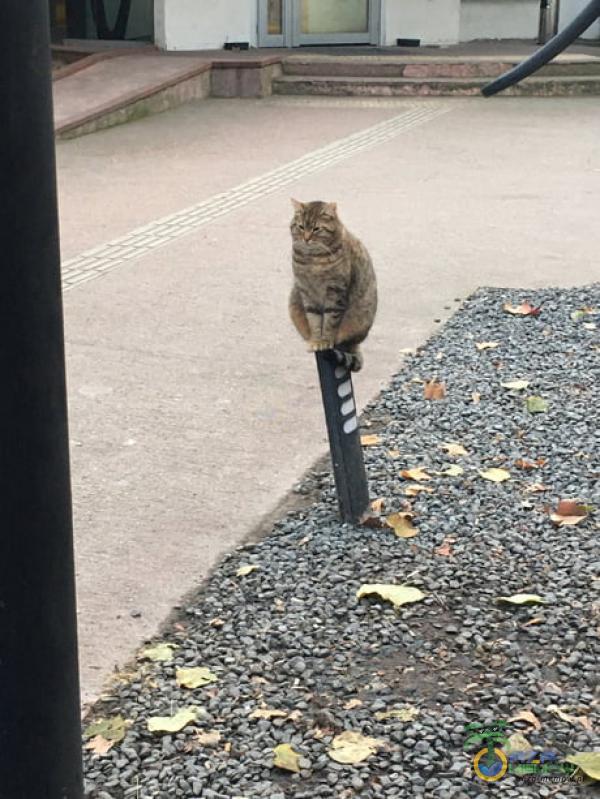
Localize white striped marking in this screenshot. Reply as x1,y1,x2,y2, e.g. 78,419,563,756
62,102,452,292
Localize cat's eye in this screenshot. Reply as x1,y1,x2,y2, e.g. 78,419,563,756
314,226,321,232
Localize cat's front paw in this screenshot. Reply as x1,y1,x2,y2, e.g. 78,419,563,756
308,339,335,352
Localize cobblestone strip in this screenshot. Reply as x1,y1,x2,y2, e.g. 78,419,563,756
62,102,452,292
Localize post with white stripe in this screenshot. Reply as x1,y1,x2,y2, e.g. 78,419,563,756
315,350,370,523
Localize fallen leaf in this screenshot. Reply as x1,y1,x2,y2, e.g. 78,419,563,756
387,449,400,459
237,564,259,577
194,730,222,746
547,704,592,730
479,468,511,483
565,752,600,780
360,514,387,529
526,396,549,414
371,498,385,513
435,542,454,557
357,584,426,609
360,434,381,447
273,743,301,773
328,731,383,764
385,512,418,538
83,715,127,743
84,735,114,755
550,500,589,527
497,593,547,605
503,732,533,754
140,643,177,662
583,321,597,330
440,442,468,456
523,482,549,493
404,483,434,497
475,341,500,351
401,467,432,482
514,458,542,470
176,667,218,689
147,707,198,734
374,706,419,722
501,379,529,390
571,307,596,322
503,302,542,317
509,710,541,730
471,392,481,404
423,380,446,400
442,464,464,477
344,699,363,710
249,708,288,720
209,617,225,627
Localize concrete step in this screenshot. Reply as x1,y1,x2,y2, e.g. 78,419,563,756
282,55,600,79
273,73,600,97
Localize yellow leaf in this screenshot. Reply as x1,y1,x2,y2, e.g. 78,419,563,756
249,708,288,720
404,483,434,497
176,667,218,689
140,643,177,662
387,449,400,459
328,731,383,764
84,715,128,743
84,735,114,756
401,467,432,482
357,584,426,609
442,464,464,477
503,732,533,754
273,743,301,773
370,498,385,513
508,710,541,730
475,341,500,351
147,708,198,734
360,434,381,447
471,391,481,404
565,752,600,780
479,468,511,482
385,512,418,538
501,379,530,390
237,564,259,577
440,442,468,456
344,699,363,710
374,706,419,722
497,594,547,605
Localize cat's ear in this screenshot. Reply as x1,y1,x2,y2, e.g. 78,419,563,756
324,201,338,215
291,198,304,212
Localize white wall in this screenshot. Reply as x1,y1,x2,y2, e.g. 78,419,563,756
383,0,461,45
459,0,538,41
559,0,600,38
155,0,257,51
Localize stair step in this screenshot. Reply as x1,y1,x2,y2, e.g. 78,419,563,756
273,73,600,97
282,56,600,80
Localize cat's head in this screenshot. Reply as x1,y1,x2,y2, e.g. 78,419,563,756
290,199,341,249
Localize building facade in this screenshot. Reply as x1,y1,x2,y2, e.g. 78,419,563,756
53,0,600,49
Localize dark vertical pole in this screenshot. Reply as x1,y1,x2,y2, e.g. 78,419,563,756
66,0,87,39
0,3,84,799
315,351,370,523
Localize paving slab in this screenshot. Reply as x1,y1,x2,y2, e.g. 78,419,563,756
55,96,600,706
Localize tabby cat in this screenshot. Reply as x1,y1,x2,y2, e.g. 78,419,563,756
288,199,377,372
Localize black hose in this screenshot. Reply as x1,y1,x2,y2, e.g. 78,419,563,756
482,0,600,96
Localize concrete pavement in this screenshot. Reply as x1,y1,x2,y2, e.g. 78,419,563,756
55,95,600,706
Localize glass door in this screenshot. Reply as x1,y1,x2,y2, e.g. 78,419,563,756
293,0,377,45
259,0,379,47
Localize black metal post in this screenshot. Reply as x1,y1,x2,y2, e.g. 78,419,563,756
315,351,370,523
0,2,84,799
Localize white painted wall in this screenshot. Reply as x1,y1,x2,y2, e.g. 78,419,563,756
559,0,600,38
459,0,538,40
155,0,257,51
383,0,461,45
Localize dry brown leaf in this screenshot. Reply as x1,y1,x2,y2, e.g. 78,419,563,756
84,735,114,756
401,468,432,482
440,442,468,457
471,392,481,404
361,434,381,447
404,483,434,497
250,708,288,720
360,514,387,529
514,459,538,470
475,341,500,351
423,380,446,400
509,710,541,731
547,704,592,730
193,730,222,746
387,449,400,459
344,699,363,710
503,301,542,317
385,512,418,538
209,617,225,627
523,483,549,494
550,500,589,527
371,498,385,513
435,542,454,557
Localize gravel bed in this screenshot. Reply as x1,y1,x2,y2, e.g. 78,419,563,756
85,284,600,799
